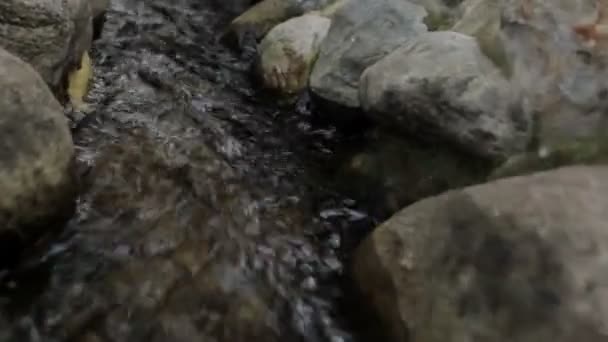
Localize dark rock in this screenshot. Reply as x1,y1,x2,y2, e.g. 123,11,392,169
0,47,76,251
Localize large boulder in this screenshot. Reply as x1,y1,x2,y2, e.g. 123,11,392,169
256,13,331,95
0,48,76,241
309,0,428,109
360,31,530,160
0,0,93,101
354,165,608,342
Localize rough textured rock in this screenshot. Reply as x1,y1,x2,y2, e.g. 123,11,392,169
360,31,530,160
354,165,608,342
451,0,507,74
409,0,455,30
256,13,330,95
0,48,76,239
309,0,428,109
492,0,608,176
226,0,335,50
0,0,93,101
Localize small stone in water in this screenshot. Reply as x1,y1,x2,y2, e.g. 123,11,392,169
327,233,340,249
323,256,342,273
299,263,314,275
301,276,317,291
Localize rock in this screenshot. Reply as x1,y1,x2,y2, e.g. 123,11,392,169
331,130,492,217
354,165,608,342
408,0,455,30
492,0,608,176
451,0,508,74
360,31,530,160
0,0,93,101
225,0,335,51
0,48,76,241
309,0,428,109
256,13,331,95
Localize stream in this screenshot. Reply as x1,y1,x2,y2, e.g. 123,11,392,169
0,1,381,341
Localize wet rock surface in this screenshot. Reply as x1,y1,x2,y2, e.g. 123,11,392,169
0,1,375,341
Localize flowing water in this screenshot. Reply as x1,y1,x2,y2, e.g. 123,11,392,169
0,1,380,341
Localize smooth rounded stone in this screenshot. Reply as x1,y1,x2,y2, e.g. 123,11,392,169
0,0,93,101
257,13,331,95
0,48,76,240
360,31,531,160
225,0,335,50
309,0,428,109
353,165,608,342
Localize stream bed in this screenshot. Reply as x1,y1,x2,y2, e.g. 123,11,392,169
0,1,382,341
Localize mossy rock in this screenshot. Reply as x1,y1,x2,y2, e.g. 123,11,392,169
330,131,493,217
423,11,455,31
490,138,608,180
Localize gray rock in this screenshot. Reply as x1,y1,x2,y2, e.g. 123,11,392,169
309,0,428,109
0,47,76,238
354,165,608,342
478,0,608,177
500,0,608,154
360,31,530,160
0,0,93,101
451,0,507,73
